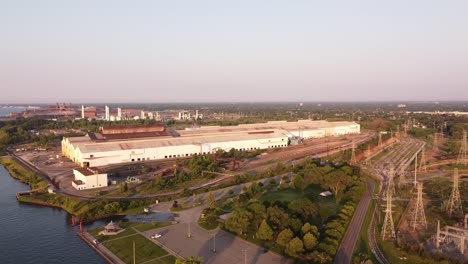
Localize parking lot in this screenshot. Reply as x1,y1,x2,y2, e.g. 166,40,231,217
142,224,289,264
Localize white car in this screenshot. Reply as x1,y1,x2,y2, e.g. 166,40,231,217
151,234,162,239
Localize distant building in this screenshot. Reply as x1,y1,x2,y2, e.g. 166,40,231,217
72,167,108,190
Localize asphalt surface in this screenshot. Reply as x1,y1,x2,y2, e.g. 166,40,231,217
334,180,375,264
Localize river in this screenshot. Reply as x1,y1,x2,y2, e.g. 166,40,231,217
0,165,105,264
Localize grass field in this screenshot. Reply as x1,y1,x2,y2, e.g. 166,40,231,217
259,185,339,222
103,234,172,264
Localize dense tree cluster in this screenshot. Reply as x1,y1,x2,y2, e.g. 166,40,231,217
224,159,364,262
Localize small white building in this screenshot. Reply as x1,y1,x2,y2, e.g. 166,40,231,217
72,167,108,190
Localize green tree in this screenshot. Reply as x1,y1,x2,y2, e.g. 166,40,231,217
301,222,312,234
206,192,216,209
0,129,10,148
290,174,306,192
276,228,293,248
120,182,128,193
267,206,289,231
288,198,317,222
303,232,318,250
225,209,253,236
175,256,203,264
256,219,273,241
285,237,304,257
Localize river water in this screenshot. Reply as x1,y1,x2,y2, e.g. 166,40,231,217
0,165,105,264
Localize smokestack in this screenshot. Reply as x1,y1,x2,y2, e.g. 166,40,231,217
105,105,110,121
81,105,85,119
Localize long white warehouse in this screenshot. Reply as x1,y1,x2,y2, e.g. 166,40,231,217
62,120,360,167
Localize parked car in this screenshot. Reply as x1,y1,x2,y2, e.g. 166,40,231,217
151,233,162,239
93,239,99,245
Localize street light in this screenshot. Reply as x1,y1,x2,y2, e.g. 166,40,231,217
212,233,216,253
187,222,191,238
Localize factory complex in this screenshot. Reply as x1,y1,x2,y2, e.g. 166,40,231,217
62,120,360,167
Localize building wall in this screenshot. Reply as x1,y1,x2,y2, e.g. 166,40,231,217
80,135,289,167
73,169,108,189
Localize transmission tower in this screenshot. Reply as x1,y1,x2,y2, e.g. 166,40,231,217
433,133,438,151
411,182,427,230
446,168,463,218
418,149,427,173
350,140,357,164
457,130,467,166
381,191,396,240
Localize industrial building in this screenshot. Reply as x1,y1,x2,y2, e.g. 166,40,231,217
62,120,360,167
72,167,108,190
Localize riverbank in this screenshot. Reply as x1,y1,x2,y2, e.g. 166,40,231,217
0,156,156,222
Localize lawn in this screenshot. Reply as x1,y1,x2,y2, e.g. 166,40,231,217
144,255,177,264
103,234,170,264
259,185,340,222
133,222,171,232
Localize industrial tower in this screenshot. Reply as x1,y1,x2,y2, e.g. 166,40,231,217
457,130,467,166
411,182,427,230
446,168,463,218
382,191,396,240
350,140,357,164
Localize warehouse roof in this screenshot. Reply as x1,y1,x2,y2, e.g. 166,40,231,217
75,130,289,153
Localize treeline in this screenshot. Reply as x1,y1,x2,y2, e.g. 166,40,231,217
224,159,365,263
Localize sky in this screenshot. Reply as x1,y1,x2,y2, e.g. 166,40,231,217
1,0,468,103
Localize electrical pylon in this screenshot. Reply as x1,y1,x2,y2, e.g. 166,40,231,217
350,140,357,164
411,182,427,230
457,130,467,166
446,168,463,218
418,148,427,172
433,133,438,151
381,191,396,240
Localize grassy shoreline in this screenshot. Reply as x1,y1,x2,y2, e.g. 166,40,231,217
1,156,156,222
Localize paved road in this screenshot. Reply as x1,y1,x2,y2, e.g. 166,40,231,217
334,180,375,264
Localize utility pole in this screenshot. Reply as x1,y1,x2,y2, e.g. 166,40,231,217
446,168,463,218
414,154,418,187
350,140,357,164
433,133,438,151
457,130,467,166
242,249,247,264
419,148,427,172
378,133,383,148
133,241,136,264
411,182,427,230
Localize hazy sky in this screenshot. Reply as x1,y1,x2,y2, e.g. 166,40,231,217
1,0,468,103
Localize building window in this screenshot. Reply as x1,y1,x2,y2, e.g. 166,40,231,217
131,159,135,162
90,154,94,158
165,156,168,158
